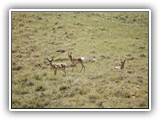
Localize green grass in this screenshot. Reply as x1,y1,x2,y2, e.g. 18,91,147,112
11,11,149,109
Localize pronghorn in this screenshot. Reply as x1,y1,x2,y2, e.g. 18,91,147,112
109,59,126,80
113,59,126,80
47,58,67,76
109,59,127,72
68,52,85,72
114,59,126,70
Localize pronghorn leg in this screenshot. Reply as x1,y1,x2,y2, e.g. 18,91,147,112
61,68,66,76
79,63,83,72
83,64,85,72
72,66,74,71
75,64,78,72
54,69,57,75
72,63,77,71
80,63,85,72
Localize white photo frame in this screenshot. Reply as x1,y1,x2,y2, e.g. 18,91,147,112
9,9,151,111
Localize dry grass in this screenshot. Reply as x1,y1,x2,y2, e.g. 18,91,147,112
11,11,149,109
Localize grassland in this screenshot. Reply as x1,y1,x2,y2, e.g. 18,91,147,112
11,11,149,109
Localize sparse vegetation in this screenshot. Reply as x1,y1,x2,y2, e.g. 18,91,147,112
11,11,149,109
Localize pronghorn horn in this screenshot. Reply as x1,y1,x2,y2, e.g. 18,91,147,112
46,58,53,62
120,59,126,62
46,58,50,62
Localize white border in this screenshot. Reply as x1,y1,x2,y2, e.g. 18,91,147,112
9,9,151,111
149,9,151,112
9,9,12,112
10,9,150,12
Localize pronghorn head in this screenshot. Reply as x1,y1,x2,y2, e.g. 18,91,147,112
47,58,54,65
120,59,126,69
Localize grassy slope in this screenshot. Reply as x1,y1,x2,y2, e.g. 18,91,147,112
12,11,149,108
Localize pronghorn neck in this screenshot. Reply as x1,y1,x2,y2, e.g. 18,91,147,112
69,55,73,62
49,63,56,69
69,55,77,64
120,64,124,69
47,58,54,66
48,61,54,68
49,62,53,66
120,61,126,69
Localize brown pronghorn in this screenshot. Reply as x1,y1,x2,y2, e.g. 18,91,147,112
68,53,85,72
47,58,67,76
114,59,126,70
113,59,126,80
109,59,127,72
